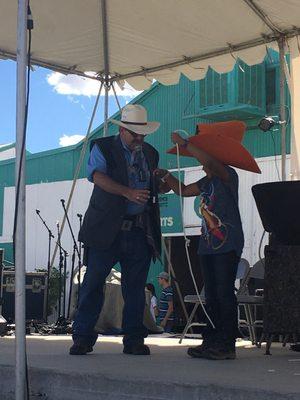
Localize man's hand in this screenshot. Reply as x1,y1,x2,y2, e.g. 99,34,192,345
154,169,171,193
154,168,168,180
158,181,171,194
125,188,150,204
171,132,186,146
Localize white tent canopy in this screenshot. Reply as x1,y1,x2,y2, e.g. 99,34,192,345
1,0,300,90
2,1,300,399
3,0,299,177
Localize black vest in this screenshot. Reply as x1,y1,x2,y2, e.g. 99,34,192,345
78,135,161,258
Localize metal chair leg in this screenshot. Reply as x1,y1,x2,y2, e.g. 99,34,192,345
244,304,255,344
247,304,257,345
179,303,199,344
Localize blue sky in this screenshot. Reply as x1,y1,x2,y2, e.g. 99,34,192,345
0,60,141,153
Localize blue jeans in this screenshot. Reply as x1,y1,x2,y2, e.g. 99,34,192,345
72,227,152,347
199,251,239,347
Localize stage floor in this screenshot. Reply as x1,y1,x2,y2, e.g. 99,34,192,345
0,334,300,399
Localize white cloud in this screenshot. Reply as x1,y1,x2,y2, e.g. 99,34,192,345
47,72,142,98
67,95,80,104
59,134,85,147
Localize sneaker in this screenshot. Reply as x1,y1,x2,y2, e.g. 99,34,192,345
123,343,150,355
69,342,93,355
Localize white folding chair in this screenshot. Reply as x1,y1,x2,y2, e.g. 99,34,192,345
178,290,206,343
237,259,264,345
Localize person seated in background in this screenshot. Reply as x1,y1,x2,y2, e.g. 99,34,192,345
146,283,159,322
157,272,174,333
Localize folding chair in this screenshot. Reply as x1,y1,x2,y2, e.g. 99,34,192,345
178,289,206,343
237,259,265,345
179,258,250,343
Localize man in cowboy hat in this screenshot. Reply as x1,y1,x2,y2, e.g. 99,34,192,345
70,104,165,356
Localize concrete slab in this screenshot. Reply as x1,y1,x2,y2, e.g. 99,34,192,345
0,335,300,399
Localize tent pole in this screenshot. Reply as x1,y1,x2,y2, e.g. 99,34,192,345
104,84,109,136
15,1,28,399
242,0,282,34
289,37,300,180
101,0,110,136
49,82,103,269
278,36,287,181
112,83,122,112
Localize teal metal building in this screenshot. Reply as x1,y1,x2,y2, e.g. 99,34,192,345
0,51,290,294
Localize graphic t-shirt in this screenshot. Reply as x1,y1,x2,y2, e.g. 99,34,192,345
196,166,244,256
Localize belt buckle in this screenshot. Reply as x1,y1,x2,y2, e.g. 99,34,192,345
136,214,144,228
121,220,133,231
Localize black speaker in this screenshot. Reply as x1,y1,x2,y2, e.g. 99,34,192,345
263,244,300,335
2,271,47,322
252,181,300,336
252,181,300,245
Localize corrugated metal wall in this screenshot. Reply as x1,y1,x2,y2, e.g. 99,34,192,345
0,71,290,186
0,55,292,292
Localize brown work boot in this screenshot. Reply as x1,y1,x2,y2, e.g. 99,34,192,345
187,336,214,358
123,343,150,355
201,347,236,360
202,340,236,360
69,341,93,355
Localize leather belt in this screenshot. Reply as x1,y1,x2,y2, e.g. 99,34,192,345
121,213,146,231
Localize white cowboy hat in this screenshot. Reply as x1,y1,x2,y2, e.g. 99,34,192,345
110,104,160,135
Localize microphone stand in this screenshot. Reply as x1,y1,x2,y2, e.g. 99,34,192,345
63,248,68,319
56,222,63,319
56,221,69,322
60,199,81,319
53,240,69,332
36,210,54,323
77,213,83,303
67,247,76,320
77,213,83,261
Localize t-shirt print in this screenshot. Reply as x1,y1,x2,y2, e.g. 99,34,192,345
196,166,244,256
199,181,229,250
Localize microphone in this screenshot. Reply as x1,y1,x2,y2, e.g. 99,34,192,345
77,213,82,218
36,209,40,214
134,146,156,203
27,5,34,30
60,199,65,205
56,220,60,228
133,145,146,182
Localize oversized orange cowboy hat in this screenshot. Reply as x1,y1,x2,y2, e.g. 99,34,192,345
167,120,261,173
